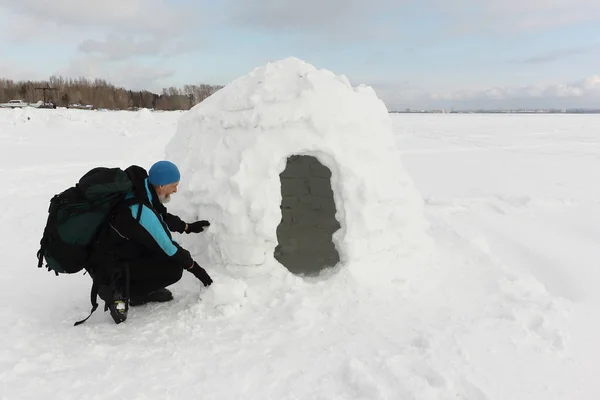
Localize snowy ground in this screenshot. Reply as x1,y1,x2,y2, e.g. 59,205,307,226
1,108,599,399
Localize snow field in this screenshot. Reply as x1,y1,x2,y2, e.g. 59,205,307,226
0,108,598,398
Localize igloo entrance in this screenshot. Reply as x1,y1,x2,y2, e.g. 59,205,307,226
274,155,341,275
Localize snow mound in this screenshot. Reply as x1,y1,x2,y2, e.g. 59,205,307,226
167,57,432,281
10,106,36,124
190,276,249,319
135,108,153,119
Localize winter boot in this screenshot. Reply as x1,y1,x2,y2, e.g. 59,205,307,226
106,289,128,324
129,288,173,307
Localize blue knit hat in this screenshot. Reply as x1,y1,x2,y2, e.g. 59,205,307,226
148,161,181,186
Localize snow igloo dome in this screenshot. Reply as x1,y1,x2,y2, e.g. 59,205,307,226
166,58,431,278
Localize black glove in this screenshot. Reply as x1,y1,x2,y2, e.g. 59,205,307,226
188,262,213,287
186,220,210,233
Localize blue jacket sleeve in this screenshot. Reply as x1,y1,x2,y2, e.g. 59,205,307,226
130,204,178,256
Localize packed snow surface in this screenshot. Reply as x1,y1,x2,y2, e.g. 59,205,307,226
1,109,600,398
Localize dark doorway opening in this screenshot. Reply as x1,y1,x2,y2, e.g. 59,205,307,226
274,155,341,275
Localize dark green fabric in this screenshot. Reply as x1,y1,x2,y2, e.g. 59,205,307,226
78,168,132,199
39,167,137,274
57,208,110,244
45,255,66,274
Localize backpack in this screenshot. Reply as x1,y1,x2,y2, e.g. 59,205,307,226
37,165,150,325
37,167,134,275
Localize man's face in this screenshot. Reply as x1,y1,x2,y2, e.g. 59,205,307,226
156,181,179,204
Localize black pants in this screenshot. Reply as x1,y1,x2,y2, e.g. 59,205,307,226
91,245,184,299
128,255,184,297
91,216,186,300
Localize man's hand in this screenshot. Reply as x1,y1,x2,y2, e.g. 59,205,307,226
185,220,210,233
187,262,213,287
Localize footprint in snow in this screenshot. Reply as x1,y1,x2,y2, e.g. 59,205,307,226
455,378,489,400
344,358,388,400
527,314,565,350
410,360,447,389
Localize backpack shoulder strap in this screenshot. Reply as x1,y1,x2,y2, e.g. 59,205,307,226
124,165,155,222
74,281,99,326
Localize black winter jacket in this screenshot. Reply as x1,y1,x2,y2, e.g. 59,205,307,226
91,166,193,271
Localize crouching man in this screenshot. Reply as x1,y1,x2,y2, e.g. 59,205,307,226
90,160,213,324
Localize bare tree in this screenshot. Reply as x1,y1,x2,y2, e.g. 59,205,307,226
1,76,223,110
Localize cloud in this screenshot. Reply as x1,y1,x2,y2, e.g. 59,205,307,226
77,34,198,61
511,45,599,64
431,76,600,101
435,0,600,35
0,0,199,60
60,56,174,91
0,61,46,81
369,75,600,109
0,0,186,35
78,36,163,61
226,0,405,39
365,81,425,105
225,0,600,40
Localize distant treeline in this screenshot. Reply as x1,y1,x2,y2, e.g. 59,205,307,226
0,77,223,110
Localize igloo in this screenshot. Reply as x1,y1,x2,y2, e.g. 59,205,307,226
166,58,431,279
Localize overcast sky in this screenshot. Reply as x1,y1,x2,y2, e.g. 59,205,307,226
1,0,599,109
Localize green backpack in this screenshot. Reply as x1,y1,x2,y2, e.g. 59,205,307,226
38,165,152,326
37,167,136,275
